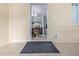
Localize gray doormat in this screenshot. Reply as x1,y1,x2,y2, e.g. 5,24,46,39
21,41,59,53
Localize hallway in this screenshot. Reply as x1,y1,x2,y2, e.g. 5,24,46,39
0,42,79,56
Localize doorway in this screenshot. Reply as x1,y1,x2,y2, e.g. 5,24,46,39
30,3,48,40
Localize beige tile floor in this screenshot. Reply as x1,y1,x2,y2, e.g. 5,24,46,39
0,42,79,56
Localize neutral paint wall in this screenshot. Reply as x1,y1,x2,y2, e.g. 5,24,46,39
0,4,9,47
9,3,79,43
48,3,79,43
9,3,30,43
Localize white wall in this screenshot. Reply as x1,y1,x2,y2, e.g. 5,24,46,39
0,4,9,47
48,3,79,43
9,3,30,43
9,3,79,43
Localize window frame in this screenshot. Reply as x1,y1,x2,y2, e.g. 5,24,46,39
72,3,79,26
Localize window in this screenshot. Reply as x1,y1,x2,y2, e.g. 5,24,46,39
72,3,79,26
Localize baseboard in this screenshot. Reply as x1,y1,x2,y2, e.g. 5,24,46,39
9,40,30,43
9,39,79,44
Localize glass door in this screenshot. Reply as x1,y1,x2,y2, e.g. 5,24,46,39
30,3,48,40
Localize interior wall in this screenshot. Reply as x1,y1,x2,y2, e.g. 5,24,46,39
9,3,79,43
9,3,30,43
0,4,9,47
48,3,79,43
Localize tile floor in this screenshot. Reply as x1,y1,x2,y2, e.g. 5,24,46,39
0,42,79,56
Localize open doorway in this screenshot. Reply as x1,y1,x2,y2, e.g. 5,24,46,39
30,3,48,40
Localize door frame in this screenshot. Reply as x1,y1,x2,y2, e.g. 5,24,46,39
29,3,48,41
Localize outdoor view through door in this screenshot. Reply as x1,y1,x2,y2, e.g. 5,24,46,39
31,3,48,40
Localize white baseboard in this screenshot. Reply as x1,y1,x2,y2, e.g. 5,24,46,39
9,40,30,43
9,39,79,44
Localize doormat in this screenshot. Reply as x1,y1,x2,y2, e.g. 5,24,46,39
21,41,59,53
